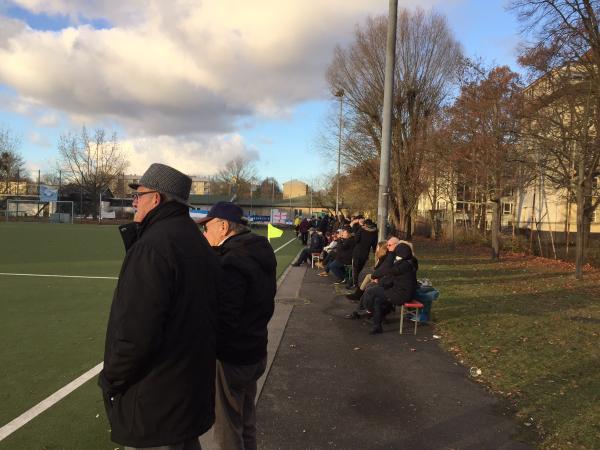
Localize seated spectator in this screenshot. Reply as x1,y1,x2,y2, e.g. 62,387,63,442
318,226,355,284
292,229,326,267
361,242,418,334
346,239,389,301
318,231,339,269
345,237,400,313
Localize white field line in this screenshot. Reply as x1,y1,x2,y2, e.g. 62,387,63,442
273,236,297,253
0,273,118,280
0,235,298,441
0,363,103,441
0,237,296,281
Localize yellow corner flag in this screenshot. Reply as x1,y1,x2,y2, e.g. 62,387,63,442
267,223,284,241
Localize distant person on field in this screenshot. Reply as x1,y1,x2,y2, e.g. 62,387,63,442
298,217,310,245
293,215,301,237
99,163,220,450
199,201,277,450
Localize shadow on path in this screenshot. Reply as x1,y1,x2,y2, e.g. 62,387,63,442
257,267,533,450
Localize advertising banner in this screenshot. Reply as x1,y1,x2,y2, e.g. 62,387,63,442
189,208,209,221
271,209,288,224
249,215,271,223
39,185,58,202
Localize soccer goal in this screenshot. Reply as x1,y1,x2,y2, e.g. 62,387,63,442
5,199,74,224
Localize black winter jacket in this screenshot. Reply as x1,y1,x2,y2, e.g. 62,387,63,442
352,224,378,259
99,202,220,447
309,232,326,253
334,236,355,265
215,230,277,365
372,252,418,305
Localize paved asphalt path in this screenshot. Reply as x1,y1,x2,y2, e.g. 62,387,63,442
256,266,533,450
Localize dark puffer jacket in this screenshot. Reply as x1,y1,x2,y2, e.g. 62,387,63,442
352,223,378,259
215,230,277,365
99,201,220,448
372,243,418,305
309,232,326,253
334,236,355,265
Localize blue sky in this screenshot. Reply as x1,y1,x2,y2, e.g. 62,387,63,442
0,0,522,187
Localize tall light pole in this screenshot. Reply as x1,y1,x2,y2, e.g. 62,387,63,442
334,89,344,217
377,0,398,241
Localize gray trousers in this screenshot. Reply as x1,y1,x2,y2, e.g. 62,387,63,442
125,437,202,450
214,357,267,450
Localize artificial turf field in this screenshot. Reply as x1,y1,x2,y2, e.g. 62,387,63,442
0,221,302,450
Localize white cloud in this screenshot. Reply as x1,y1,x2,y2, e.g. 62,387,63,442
2,0,448,165
1,1,445,131
36,112,59,126
121,133,259,177
29,130,51,146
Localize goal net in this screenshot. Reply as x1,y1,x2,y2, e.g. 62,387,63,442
5,199,74,223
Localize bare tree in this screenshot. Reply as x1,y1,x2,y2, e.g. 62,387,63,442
0,127,26,194
512,0,600,278
58,127,128,218
326,9,462,237
210,156,257,199
255,177,283,200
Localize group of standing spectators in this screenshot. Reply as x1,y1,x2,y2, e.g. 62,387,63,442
99,163,276,450
292,213,419,335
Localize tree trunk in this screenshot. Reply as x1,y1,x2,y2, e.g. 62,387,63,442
575,183,585,280
565,195,571,256
450,204,455,249
491,199,500,260
396,208,412,240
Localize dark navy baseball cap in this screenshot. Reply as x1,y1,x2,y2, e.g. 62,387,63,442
196,201,244,225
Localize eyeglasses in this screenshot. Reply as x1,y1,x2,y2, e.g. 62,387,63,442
199,218,221,233
132,190,158,201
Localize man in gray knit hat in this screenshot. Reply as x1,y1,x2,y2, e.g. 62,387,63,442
99,163,221,450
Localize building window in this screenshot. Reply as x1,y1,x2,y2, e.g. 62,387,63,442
502,202,513,215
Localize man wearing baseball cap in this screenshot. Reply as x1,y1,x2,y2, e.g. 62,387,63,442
198,201,276,450
99,163,220,449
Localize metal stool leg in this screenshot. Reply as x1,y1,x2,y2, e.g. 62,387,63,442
399,305,405,334
413,307,419,335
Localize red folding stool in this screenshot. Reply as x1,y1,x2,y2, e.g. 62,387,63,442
399,301,424,335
